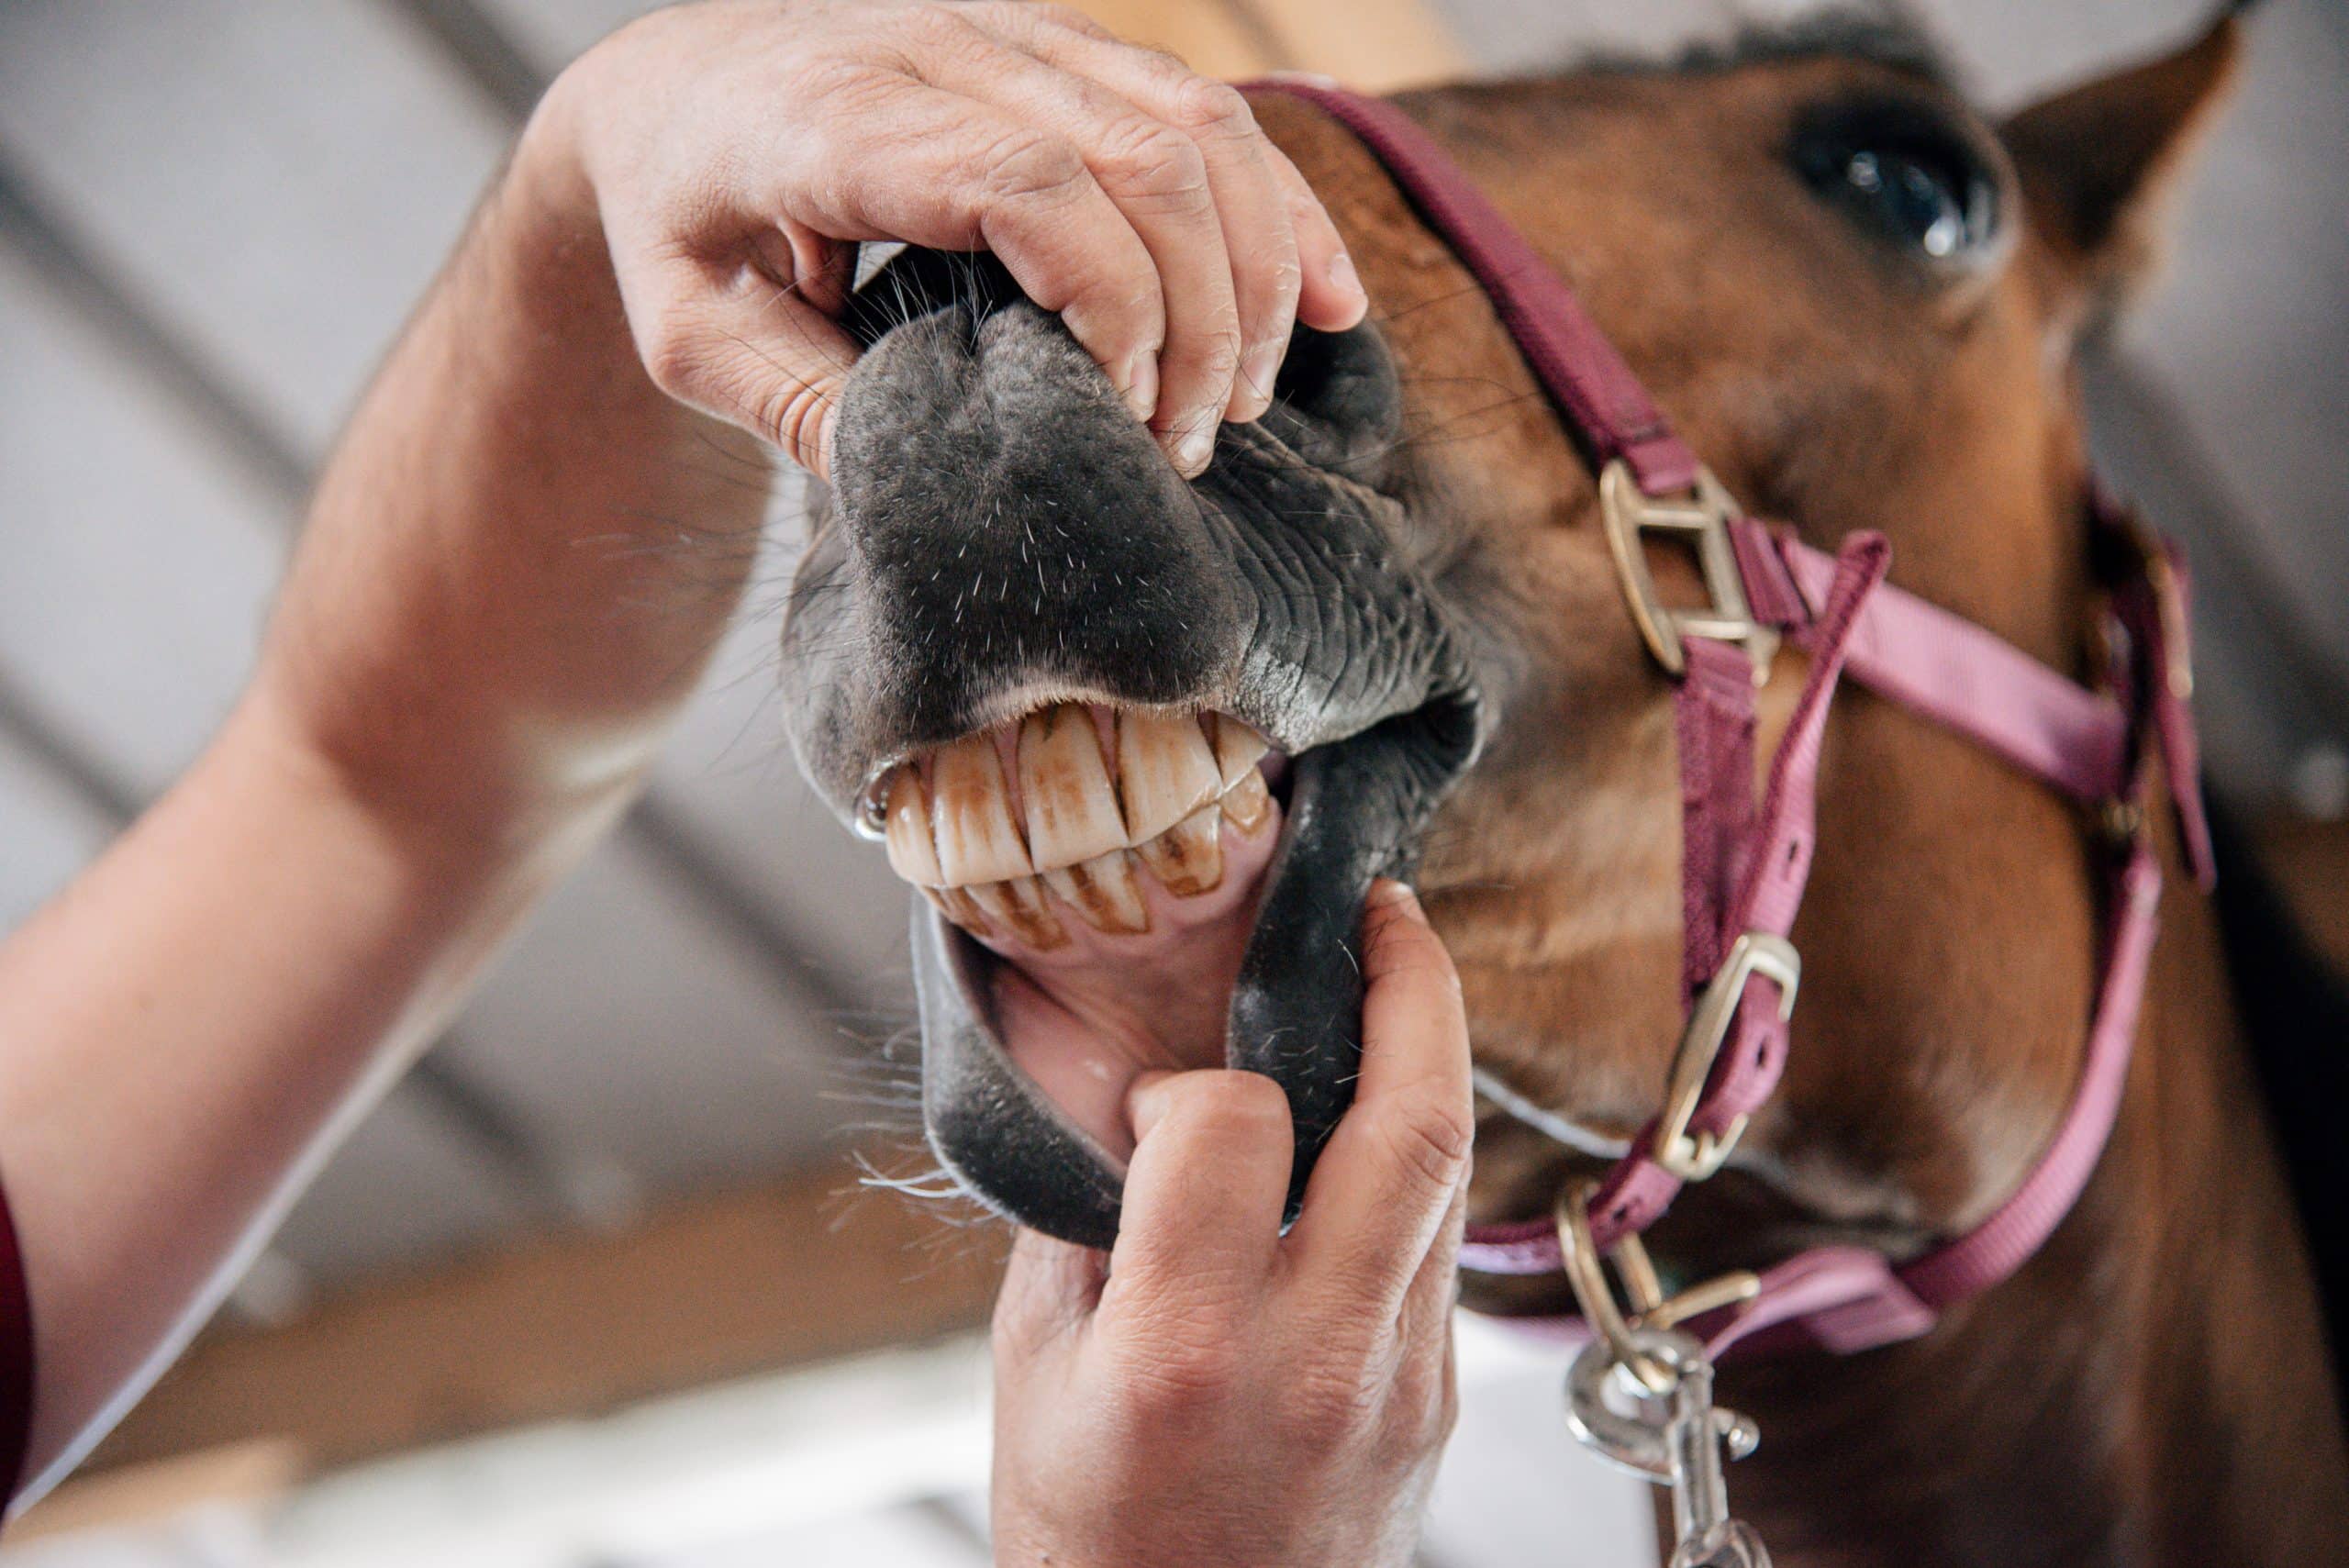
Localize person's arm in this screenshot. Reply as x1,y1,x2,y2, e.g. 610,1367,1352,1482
0,72,772,1496
0,0,1365,1498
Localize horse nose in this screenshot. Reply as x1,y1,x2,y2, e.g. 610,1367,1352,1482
815,297,1247,759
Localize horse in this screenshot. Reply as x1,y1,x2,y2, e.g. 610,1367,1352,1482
774,11,2349,1562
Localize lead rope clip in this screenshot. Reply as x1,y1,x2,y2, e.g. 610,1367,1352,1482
1564,1329,1772,1568
1557,1183,1773,1566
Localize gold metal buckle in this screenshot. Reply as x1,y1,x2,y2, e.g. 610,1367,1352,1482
1599,459,1778,683
1653,932,1800,1183
1557,1180,1763,1395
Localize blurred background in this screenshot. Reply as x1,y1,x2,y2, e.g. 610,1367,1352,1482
0,0,2341,1562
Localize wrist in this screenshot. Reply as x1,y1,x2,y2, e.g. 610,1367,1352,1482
509,57,602,249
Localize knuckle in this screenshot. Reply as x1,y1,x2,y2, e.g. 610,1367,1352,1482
1095,120,1211,211
1065,276,1165,350
1381,1097,1475,1199
1125,42,1204,99
1184,323,1245,384
1170,76,1255,139
1279,1362,1381,1449
899,4,982,55
1118,1330,1243,1416
1389,1368,1461,1461
973,128,1090,207
1250,246,1306,312
1024,3,1106,37
1364,917,1462,992
1192,1069,1291,1133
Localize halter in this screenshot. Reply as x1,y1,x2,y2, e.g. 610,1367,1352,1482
1247,78,2214,1362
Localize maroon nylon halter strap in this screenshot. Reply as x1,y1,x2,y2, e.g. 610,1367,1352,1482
1250,81,1702,499
1247,76,2211,1357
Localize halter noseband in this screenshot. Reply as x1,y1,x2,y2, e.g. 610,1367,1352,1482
1248,77,2214,1361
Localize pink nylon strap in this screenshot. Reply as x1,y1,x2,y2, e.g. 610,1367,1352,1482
1245,78,1699,496
0,1175,31,1506
1735,522,2132,804
1576,534,1891,1254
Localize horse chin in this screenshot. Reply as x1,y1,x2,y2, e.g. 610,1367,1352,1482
884,706,1467,1249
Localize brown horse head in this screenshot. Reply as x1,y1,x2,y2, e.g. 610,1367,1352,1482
777,17,2244,1279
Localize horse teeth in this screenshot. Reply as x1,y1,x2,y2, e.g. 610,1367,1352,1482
1043,848,1151,934
1136,806,1224,896
928,884,996,939
969,875,1067,950
1019,704,1128,873
882,769,944,885
1116,709,1222,848
1209,714,1270,789
930,731,1033,885
1219,766,1274,834
885,708,1269,910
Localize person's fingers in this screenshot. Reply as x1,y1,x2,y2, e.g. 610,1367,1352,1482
620,248,860,477
1286,881,1475,1308
1393,1161,1467,1375
1262,140,1369,332
909,35,1243,470
1002,23,1301,430
785,75,1167,425
995,1225,1109,1362
1095,1069,1293,1332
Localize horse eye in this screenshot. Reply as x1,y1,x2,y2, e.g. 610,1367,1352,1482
1839,147,1986,258
1793,101,2000,265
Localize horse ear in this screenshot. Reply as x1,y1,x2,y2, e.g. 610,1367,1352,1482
2000,13,2243,326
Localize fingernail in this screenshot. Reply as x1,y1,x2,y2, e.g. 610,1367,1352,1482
1233,340,1284,420
1329,247,1363,300
1119,352,1159,423
1171,417,1217,477
1369,878,1424,917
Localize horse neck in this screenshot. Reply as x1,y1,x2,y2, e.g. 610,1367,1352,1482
1718,873,2349,1567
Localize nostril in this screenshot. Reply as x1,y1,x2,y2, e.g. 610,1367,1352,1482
1271,325,1347,407
1262,323,1404,479
842,246,1025,350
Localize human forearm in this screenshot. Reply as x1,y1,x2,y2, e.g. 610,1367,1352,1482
251,106,774,836
0,690,613,1492
0,95,771,1497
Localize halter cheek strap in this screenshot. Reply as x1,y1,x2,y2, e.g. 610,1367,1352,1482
1247,77,2213,1356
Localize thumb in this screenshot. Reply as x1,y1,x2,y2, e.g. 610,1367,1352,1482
1099,1070,1292,1320
628,255,858,479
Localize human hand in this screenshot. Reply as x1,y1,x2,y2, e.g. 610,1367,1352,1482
527,0,1369,478
988,880,1470,1567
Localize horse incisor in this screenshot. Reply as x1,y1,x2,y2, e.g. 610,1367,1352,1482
780,14,2349,1562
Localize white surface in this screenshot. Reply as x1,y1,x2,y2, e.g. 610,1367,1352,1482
0,1315,1655,1568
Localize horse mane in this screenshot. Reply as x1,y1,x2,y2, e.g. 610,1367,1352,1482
1568,7,1959,91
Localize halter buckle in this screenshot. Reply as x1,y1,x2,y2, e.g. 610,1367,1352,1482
1600,460,1778,683
1654,933,1800,1182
